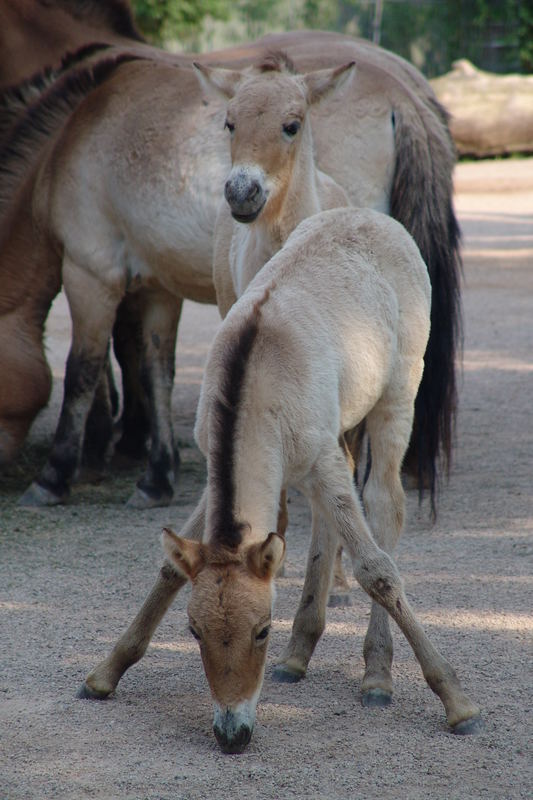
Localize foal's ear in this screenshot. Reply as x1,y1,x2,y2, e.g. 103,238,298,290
193,62,243,100
161,528,206,580
247,532,286,580
303,61,356,106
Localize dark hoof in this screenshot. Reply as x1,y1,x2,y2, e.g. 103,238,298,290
272,664,306,684
126,487,172,509
328,592,353,608
451,716,484,736
361,688,392,708
77,682,112,700
18,482,66,507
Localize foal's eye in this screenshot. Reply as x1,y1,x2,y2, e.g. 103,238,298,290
255,625,271,642
189,625,201,642
282,121,301,138
225,120,235,134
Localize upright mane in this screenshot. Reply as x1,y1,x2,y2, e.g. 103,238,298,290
0,43,112,145
0,52,143,224
256,51,296,75
209,291,271,549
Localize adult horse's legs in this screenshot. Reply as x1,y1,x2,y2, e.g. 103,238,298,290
19,259,122,505
82,349,117,473
273,510,338,682
312,442,481,733
112,293,151,462
79,489,207,699
127,290,182,508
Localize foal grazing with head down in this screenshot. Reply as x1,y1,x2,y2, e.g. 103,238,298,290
80,206,481,752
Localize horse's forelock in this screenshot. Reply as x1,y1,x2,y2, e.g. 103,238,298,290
257,51,297,75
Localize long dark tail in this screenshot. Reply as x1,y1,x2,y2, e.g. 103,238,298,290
390,98,462,517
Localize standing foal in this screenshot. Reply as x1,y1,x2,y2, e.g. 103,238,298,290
80,207,481,753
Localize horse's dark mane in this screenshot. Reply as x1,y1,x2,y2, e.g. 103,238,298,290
0,52,143,222
40,0,144,42
209,296,271,550
0,43,112,145
257,50,296,75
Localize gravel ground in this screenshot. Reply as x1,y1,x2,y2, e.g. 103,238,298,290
1,158,532,799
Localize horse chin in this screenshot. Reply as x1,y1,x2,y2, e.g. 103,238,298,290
230,201,266,224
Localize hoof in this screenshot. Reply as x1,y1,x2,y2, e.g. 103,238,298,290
272,664,306,684
18,482,66,507
77,682,113,700
126,487,172,509
328,591,353,608
451,715,484,736
361,688,392,708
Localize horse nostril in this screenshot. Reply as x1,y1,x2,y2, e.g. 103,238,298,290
213,722,252,754
248,180,260,201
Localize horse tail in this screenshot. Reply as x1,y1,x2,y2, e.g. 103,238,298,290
389,96,462,517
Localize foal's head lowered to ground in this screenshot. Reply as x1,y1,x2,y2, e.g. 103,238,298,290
162,528,285,753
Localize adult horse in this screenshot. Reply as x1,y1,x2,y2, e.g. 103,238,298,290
0,31,460,511
0,0,146,467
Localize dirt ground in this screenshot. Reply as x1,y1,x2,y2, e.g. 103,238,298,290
1,158,532,800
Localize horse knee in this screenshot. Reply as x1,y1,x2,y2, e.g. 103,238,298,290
354,553,403,610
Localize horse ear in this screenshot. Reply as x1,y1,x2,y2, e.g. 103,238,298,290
303,61,356,106
247,532,286,580
161,528,206,580
192,62,243,100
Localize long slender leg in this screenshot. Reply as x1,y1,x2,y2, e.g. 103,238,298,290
82,348,116,474
127,290,182,508
328,428,364,608
273,509,338,682
312,444,481,733
79,489,207,699
19,259,121,506
358,395,413,706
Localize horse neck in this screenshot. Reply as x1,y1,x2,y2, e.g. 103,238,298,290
205,354,284,548
233,123,322,294
270,122,323,243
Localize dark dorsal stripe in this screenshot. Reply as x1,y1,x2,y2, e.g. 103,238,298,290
0,52,145,219
209,297,272,550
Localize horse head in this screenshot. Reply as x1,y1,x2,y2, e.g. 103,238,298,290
193,55,355,225
162,527,285,753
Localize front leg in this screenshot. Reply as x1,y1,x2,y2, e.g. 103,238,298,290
79,489,207,699
273,510,337,683
127,291,182,508
19,260,121,506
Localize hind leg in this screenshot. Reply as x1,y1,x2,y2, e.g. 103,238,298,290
19,259,121,506
126,290,181,508
312,439,481,733
327,430,363,608
358,392,413,706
